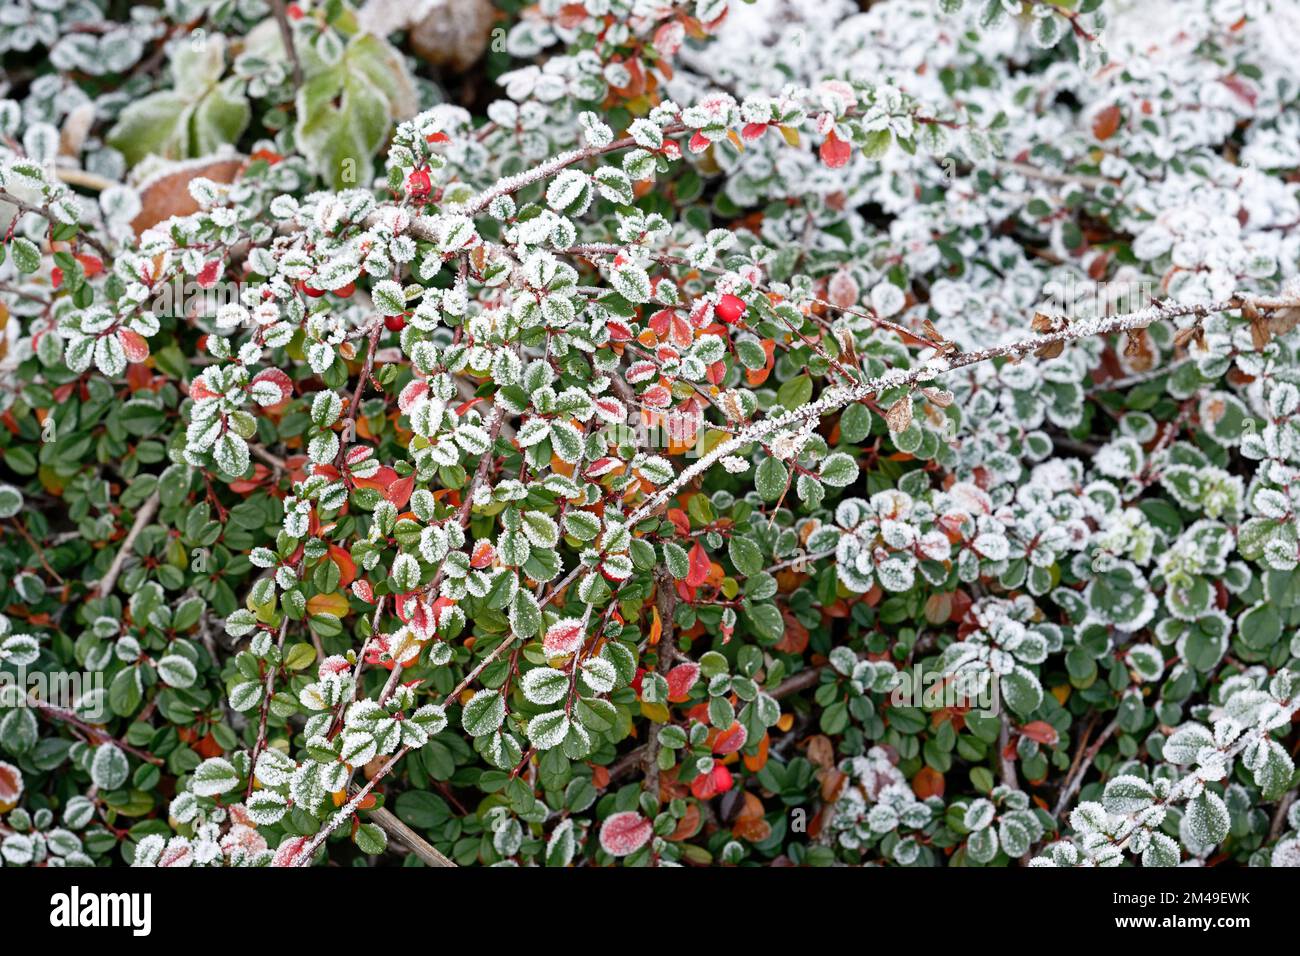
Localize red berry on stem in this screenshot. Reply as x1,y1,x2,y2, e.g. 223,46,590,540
716,294,746,324
385,314,407,332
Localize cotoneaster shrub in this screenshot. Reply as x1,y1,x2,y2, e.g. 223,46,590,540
1,0,1300,869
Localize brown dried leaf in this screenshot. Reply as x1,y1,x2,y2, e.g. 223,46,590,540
804,734,835,770
885,393,913,432
1268,306,1300,337
1124,327,1154,371
920,385,954,408
1092,104,1122,141
1249,318,1270,352
827,268,860,310
131,157,244,235
1172,324,1201,349
409,0,496,73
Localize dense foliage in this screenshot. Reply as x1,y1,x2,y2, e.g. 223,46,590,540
2,0,1300,869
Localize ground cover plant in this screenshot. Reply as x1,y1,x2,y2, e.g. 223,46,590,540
1,0,1300,869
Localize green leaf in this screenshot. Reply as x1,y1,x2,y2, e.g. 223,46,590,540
461,689,506,737
743,602,784,643
728,535,764,577
296,67,391,189
190,757,240,797
189,79,250,156
776,374,813,410
999,666,1042,718
1185,791,1230,846
354,822,387,855
10,237,41,274
509,591,542,640
755,457,789,502
107,92,190,165
818,451,858,488
839,403,873,443
395,790,449,829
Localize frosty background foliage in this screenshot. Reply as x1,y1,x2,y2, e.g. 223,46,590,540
1,0,1300,868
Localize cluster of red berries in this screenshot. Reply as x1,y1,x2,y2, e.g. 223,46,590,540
297,280,355,298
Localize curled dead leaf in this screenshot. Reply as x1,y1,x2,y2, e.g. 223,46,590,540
820,767,848,803
884,393,913,432
920,385,954,408
1123,327,1154,371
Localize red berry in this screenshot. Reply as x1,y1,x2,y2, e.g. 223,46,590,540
716,293,746,324
299,280,326,298
286,3,303,18
385,314,407,333
336,281,356,298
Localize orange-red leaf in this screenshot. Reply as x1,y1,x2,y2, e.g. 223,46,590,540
328,545,356,587
307,591,350,618
647,605,662,646
820,129,851,168
1092,104,1121,140
384,473,415,509
911,766,945,799
686,540,710,588
1019,720,1059,746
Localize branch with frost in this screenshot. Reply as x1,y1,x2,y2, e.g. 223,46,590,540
0,186,112,261
296,550,610,864
268,0,303,88
456,124,688,216
330,597,387,735
642,566,679,796
995,159,1118,191
997,713,1018,790
32,701,164,766
1052,716,1119,820
629,295,1270,525
291,292,1286,865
